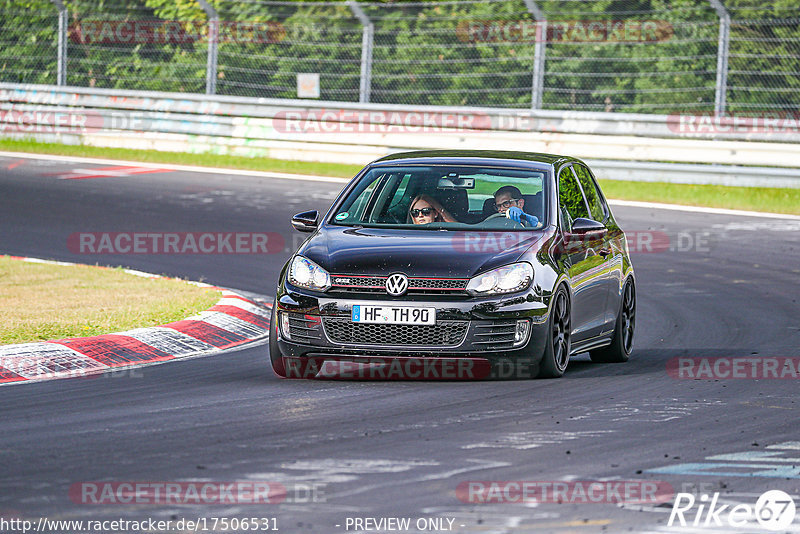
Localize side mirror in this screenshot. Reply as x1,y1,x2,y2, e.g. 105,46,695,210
570,218,607,236
291,210,319,233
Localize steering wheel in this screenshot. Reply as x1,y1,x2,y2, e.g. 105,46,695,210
483,212,525,228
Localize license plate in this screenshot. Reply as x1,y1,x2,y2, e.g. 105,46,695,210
352,305,436,325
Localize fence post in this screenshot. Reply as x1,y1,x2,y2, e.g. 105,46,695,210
523,0,546,110
347,0,373,104
52,0,68,86
708,0,730,114
197,0,219,95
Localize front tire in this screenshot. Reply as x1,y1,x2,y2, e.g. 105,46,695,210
269,302,288,378
538,285,571,378
590,279,635,363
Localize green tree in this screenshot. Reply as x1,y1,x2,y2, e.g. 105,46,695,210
0,0,59,85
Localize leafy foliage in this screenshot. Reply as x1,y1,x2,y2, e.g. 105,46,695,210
0,0,797,113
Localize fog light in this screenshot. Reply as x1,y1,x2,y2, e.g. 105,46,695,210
514,319,530,347
280,312,291,341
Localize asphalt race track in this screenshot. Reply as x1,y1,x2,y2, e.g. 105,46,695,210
1,154,799,534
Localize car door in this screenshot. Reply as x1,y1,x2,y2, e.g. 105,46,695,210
556,164,610,341
572,163,619,334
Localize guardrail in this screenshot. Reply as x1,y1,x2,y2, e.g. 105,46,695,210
1,83,799,188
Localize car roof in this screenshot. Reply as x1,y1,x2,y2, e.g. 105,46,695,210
372,150,577,170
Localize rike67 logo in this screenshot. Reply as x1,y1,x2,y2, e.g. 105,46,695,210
669,490,796,531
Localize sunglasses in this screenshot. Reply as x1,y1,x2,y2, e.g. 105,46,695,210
410,207,434,217
495,199,520,210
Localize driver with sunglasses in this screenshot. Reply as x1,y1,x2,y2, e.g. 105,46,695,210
493,186,539,226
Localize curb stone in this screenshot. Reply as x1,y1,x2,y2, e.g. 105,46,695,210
0,256,271,385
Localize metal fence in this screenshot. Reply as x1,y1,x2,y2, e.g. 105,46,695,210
1,0,798,113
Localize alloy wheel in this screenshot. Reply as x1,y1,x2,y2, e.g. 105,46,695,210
621,282,636,354
552,291,571,371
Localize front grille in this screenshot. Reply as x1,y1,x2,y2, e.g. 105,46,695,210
322,317,468,346
409,278,468,290
330,275,468,295
331,276,384,289
287,314,322,343
473,320,518,350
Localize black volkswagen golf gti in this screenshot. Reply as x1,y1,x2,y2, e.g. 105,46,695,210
270,150,635,379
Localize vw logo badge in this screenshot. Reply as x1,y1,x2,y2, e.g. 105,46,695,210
385,273,409,296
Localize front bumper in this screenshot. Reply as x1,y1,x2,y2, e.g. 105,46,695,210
272,285,550,375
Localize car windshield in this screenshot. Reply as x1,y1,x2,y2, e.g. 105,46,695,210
330,165,548,231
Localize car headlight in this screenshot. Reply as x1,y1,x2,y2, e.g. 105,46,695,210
288,256,331,291
466,262,533,296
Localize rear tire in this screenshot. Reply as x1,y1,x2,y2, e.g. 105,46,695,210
269,302,288,378
590,279,635,363
538,285,571,378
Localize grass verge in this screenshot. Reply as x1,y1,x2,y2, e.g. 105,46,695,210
1,138,798,215
599,179,800,215
0,138,361,178
0,256,221,345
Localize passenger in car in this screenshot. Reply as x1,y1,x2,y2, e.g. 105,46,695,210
408,194,457,224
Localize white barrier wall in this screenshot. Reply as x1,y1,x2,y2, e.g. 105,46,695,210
2,83,799,187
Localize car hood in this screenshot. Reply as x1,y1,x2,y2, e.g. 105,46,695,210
298,226,546,278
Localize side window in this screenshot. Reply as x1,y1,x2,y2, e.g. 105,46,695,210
344,174,382,221
558,166,589,233
377,173,412,222
572,164,606,222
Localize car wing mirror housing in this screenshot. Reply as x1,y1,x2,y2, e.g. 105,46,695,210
570,217,607,236
291,210,319,232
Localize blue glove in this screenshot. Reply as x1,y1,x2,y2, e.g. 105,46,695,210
506,207,539,227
